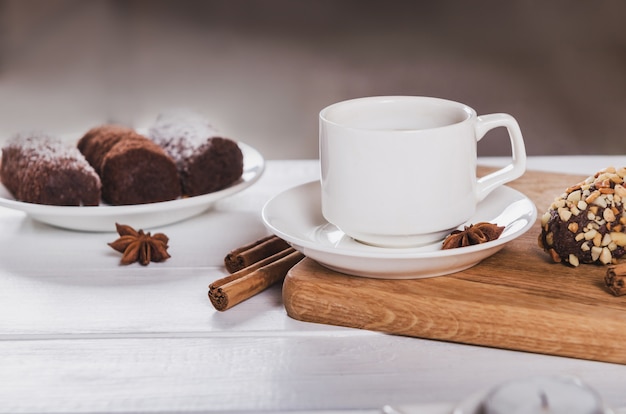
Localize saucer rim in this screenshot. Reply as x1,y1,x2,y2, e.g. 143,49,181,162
262,180,537,260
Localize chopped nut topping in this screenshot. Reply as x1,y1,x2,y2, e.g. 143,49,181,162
586,190,601,204
539,166,626,266
548,248,561,263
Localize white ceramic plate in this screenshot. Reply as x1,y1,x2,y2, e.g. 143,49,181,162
0,142,264,232
262,180,536,279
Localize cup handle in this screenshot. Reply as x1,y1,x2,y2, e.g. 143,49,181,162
474,113,527,202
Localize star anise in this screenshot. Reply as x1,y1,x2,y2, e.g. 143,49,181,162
108,223,171,265
441,222,505,250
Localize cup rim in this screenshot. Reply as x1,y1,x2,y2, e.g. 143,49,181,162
319,95,476,131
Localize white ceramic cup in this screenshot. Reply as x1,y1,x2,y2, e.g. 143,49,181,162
319,96,526,248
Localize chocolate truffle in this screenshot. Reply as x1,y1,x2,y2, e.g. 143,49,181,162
1,132,101,206
78,125,181,205
148,111,244,196
539,167,626,266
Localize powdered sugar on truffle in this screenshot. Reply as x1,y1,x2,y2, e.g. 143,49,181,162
1,132,101,206
146,110,244,197
148,111,220,163
5,132,98,175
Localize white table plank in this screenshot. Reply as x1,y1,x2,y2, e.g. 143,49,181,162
0,161,320,337
1,334,625,413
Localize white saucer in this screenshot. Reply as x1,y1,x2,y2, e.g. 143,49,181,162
0,142,264,232
262,181,537,279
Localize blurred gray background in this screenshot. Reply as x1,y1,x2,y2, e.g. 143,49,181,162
1,0,625,159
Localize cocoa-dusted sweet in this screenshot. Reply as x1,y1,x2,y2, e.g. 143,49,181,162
77,125,128,176
1,132,101,206
538,167,626,266
78,125,181,205
148,111,244,196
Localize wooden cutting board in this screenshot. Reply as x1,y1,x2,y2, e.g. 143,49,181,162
283,168,626,365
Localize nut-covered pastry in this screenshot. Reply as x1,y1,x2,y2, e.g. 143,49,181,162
1,132,101,206
148,111,244,197
538,167,626,266
78,125,181,205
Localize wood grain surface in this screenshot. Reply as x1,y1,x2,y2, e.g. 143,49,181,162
283,168,626,365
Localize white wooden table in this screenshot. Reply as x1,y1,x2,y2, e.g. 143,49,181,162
2,156,626,414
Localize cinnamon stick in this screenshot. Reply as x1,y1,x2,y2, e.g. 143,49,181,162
605,263,626,296
209,248,304,311
224,235,290,273
216,246,295,290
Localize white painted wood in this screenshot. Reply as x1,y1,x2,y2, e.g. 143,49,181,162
1,158,626,413
1,334,625,413
0,161,320,337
